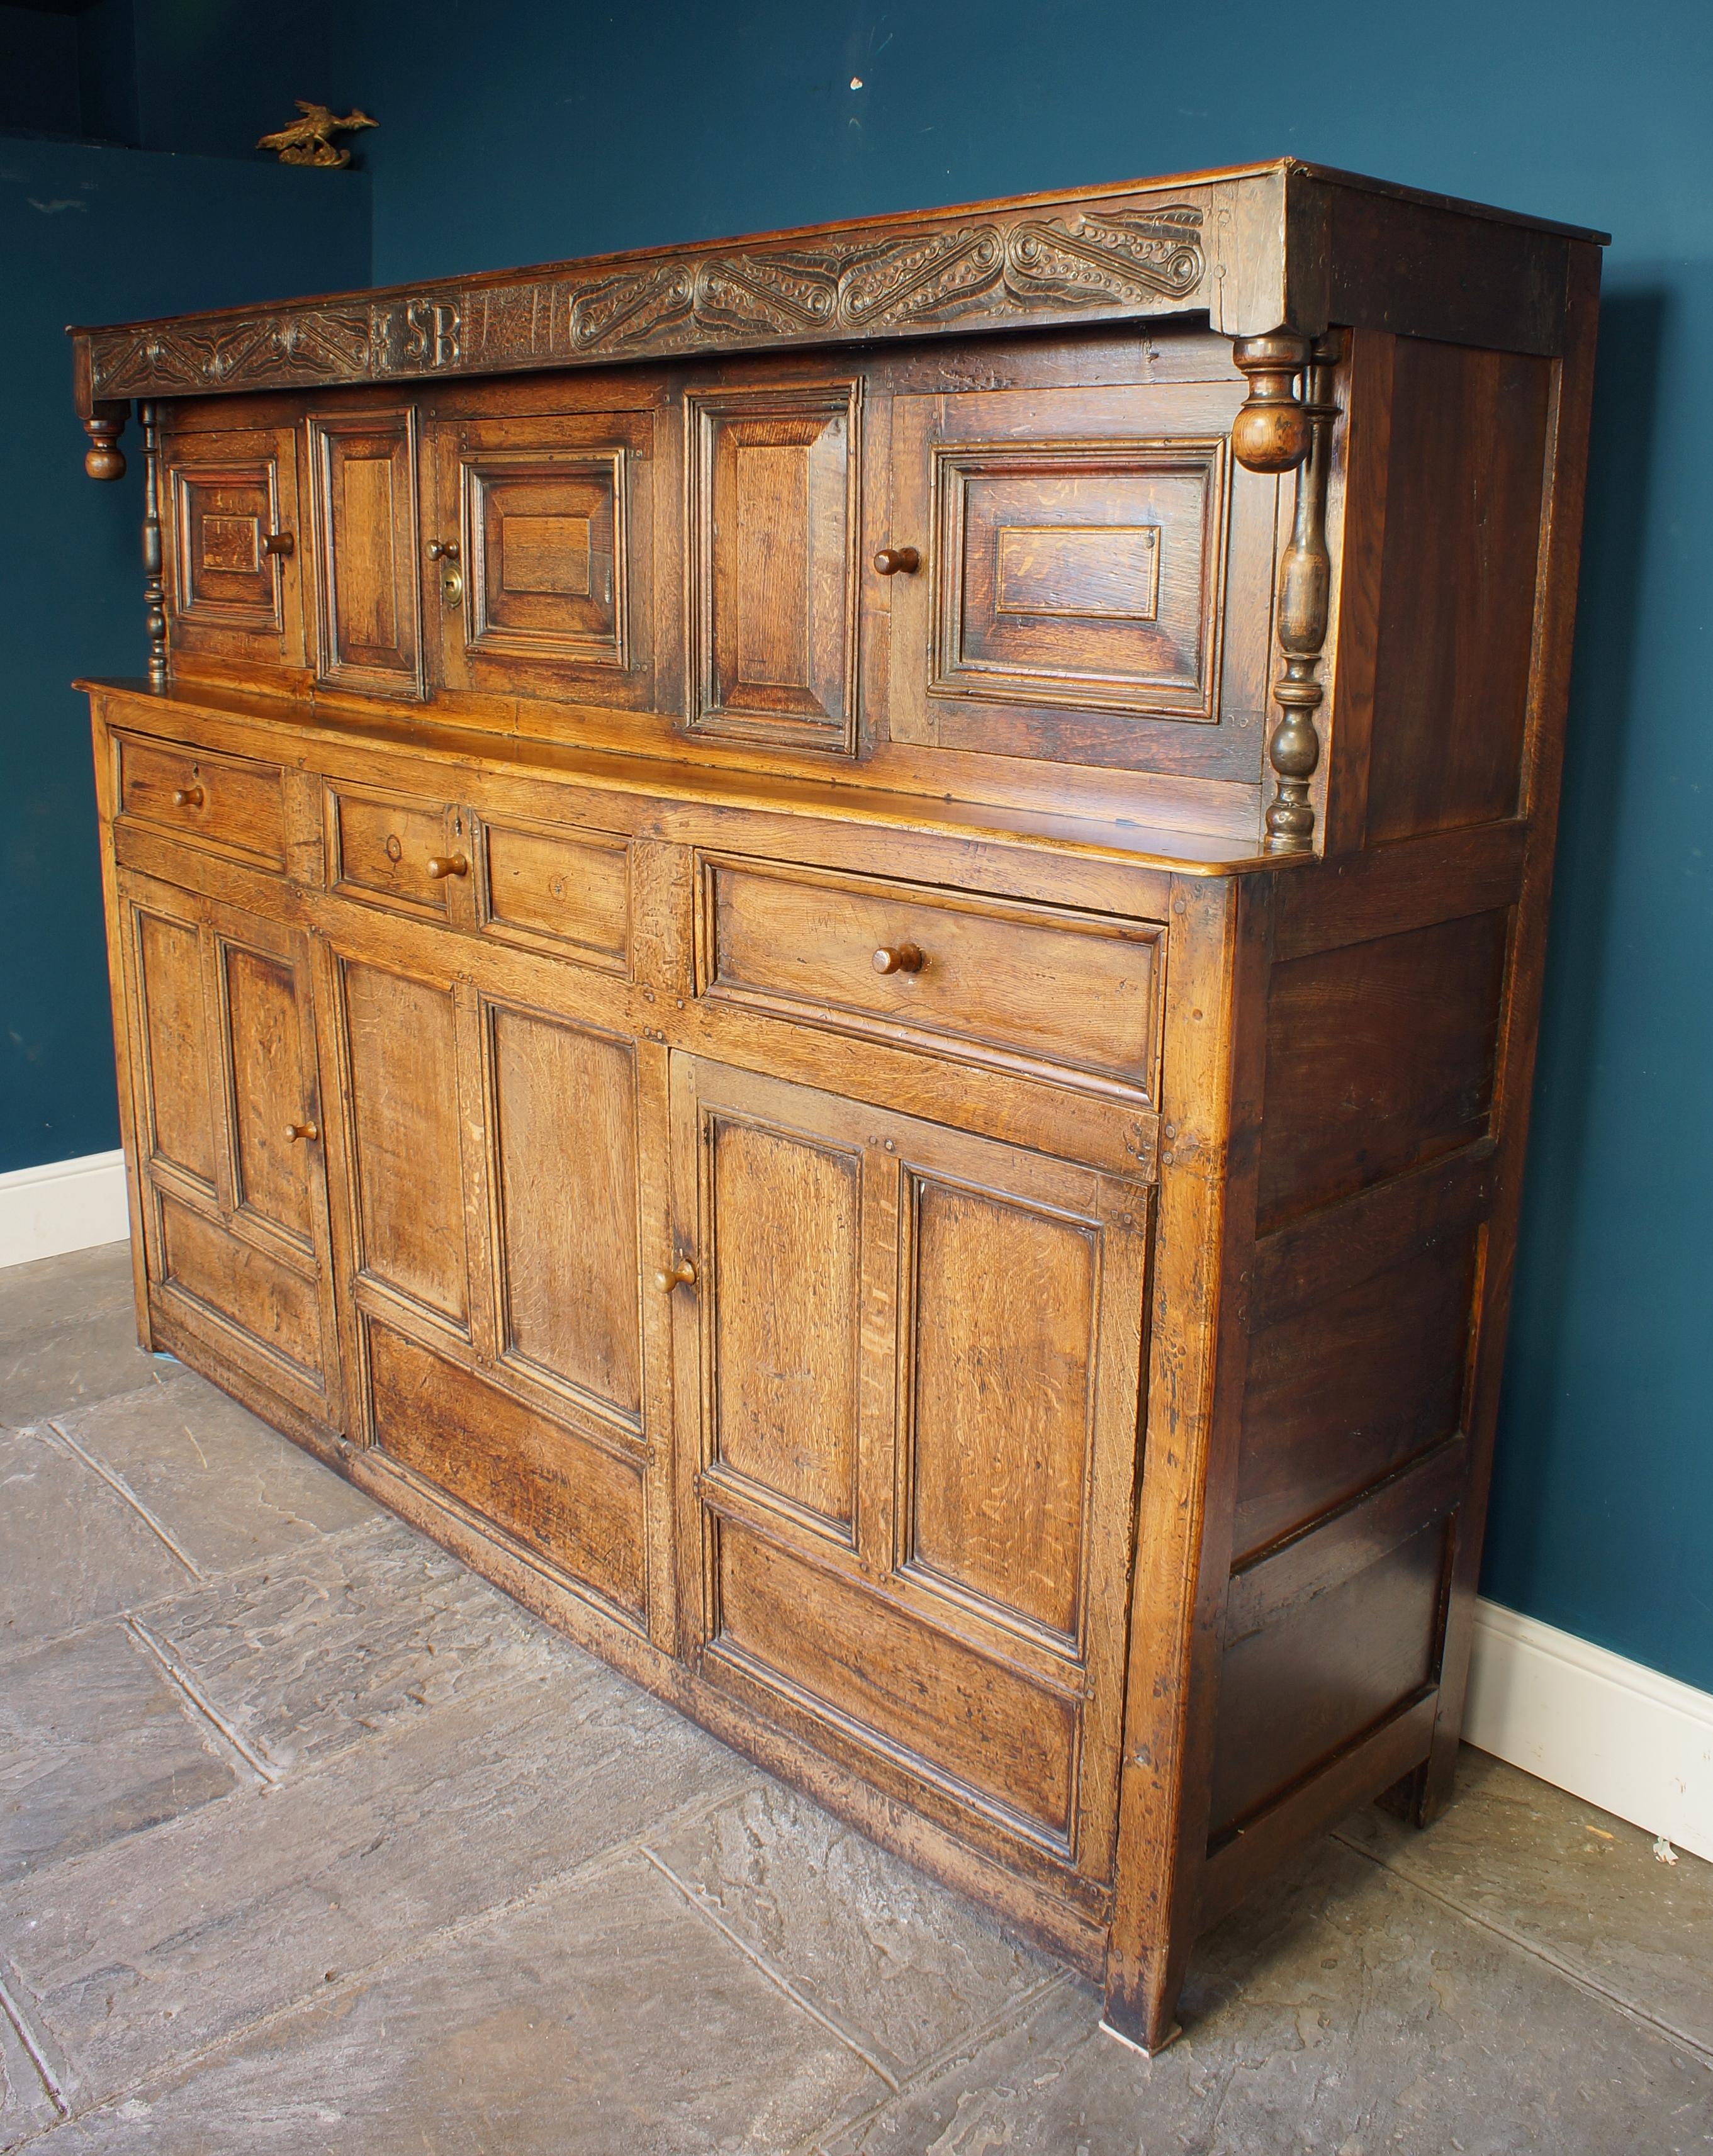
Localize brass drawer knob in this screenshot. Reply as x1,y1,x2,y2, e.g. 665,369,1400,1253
425,853,469,879
171,784,205,809
284,1120,319,1143
425,539,460,562
261,531,295,558
873,546,920,576
655,1256,698,1294
873,942,924,975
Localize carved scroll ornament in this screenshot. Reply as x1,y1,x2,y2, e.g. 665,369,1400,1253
82,205,1206,404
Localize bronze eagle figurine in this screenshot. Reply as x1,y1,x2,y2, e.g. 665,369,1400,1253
257,102,377,169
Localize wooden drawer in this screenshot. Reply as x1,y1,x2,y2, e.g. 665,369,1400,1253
476,814,631,970
698,855,1162,1099
325,783,463,919
116,734,286,869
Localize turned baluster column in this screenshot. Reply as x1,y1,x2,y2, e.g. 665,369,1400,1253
139,399,169,692
1230,331,1344,852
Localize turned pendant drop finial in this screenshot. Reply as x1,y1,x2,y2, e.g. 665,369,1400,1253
82,401,128,481
1230,331,1313,473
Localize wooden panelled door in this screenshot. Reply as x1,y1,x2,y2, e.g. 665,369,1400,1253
666,1055,1150,1886
116,867,340,1425
424,408,657,707
322,917,658,1634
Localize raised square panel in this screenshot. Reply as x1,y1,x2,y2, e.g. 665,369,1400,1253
931,439,1226,721
686,382,860,753
995,523,1159,619
307,408,424,698
463,451,627,668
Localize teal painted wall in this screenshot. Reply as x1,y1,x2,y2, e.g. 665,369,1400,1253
1,136,368,1172
11,1,1709,1697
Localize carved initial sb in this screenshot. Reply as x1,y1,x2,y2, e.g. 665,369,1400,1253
404,301,461,369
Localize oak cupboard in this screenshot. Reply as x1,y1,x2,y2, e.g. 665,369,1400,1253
69,159,1603,2050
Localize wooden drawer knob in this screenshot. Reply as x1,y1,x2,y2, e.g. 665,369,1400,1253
426,853,469,879
171,784,205,809
873,942,924,975
261,531,295,558
655,1256,698,1294
284,1120,319,1143
873,546,920,576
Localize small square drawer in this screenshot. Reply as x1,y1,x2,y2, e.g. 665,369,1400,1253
477,816,631,972
325,783,463,918
699,855,1162,1099
116,734,286,868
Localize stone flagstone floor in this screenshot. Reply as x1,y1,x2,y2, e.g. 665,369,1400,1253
1,1241,1710,2153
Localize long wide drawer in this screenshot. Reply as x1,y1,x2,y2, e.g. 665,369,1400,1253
698,854,1163,1098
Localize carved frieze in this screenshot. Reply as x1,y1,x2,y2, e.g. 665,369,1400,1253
92,309,375,398
81,203,1208,404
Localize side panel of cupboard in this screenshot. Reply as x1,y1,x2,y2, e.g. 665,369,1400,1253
115,863,341,1429
665,1053,1150,1900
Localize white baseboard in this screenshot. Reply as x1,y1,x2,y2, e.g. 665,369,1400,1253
0,1148,130,1269
1466,1597,1713,1861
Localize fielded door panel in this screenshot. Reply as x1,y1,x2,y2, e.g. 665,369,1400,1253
666,1053,1149,1885
306,407,425,699
684,380,861,754
324,941,476,1340
322,916,660,1635
117,867,340,1425
162,424,305,675
425,408,657,707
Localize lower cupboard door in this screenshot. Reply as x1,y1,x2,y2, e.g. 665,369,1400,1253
668,1053,1151,1884
334,960,654,1632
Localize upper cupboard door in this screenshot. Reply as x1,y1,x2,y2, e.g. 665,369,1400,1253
428,410,657,705
685,380,861,755
306,407,425,699
164,425,304,673
886,375,1275,777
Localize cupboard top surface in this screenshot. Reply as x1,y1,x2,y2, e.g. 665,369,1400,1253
68,159,1603,415
79,674,1301,877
